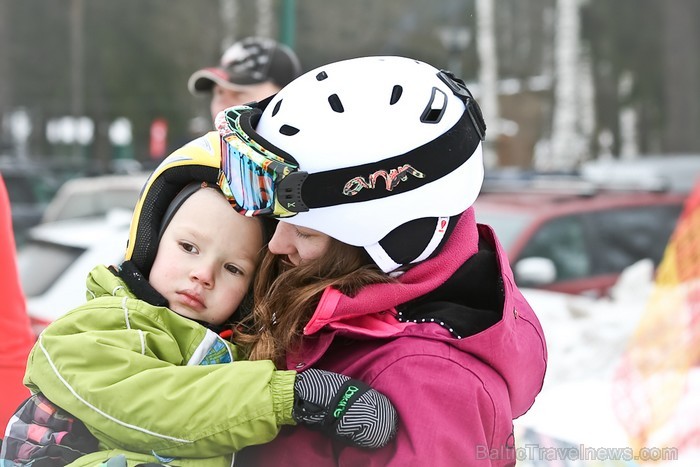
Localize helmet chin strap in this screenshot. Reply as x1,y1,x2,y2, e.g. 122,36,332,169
364,216,451,274
364,243,402,274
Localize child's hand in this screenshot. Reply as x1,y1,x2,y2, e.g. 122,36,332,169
292,368,398,448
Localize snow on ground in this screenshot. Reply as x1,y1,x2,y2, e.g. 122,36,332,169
514,260,700,465
525,259,655,387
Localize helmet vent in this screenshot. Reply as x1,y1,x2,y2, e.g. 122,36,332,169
316,71,328,81
328,94,345,113
390,85,403,105
420,87,447,123
279,124,299,136
271,99,282,117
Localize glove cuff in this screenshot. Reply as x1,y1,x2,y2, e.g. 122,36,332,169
293,369,369,428
320,379,371,431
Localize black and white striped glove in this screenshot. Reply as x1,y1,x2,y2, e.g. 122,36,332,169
292,368,398,449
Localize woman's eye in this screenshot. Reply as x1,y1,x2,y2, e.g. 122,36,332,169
295,228,311,239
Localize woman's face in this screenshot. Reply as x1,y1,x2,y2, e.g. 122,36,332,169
267,221,333,265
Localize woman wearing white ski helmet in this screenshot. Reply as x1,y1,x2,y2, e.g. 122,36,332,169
218,56,546,466
217,56,487,272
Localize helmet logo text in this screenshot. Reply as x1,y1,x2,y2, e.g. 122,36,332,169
343,164,425,196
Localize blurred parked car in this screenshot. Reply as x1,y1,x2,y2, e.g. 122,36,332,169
474,183,686,297
581,154,700,194
17,210,132,336
41,172,149,223
1,164,59,244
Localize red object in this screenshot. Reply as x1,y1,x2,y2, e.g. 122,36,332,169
474,188,687,297
0,175,34,434
149,118,168,160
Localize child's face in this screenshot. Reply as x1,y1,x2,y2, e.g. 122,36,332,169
149,187,263,326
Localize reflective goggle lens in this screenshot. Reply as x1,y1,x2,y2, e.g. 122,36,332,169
217,106,298,217
219,138,275,215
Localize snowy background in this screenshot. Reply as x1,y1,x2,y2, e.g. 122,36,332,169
514,259,700,466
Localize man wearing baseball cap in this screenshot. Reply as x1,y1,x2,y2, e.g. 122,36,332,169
188,36,302,122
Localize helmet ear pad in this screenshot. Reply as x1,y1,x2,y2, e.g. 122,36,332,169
375,215,460,269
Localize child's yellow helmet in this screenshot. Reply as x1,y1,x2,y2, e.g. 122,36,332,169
124,131,222,277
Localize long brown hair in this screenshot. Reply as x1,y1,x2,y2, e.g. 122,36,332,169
234,237,392,366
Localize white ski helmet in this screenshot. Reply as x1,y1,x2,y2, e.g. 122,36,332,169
216,56,486,272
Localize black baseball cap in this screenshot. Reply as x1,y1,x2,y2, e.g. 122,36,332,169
188,36,302,95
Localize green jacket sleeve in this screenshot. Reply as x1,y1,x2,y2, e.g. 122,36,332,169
25,293,296,458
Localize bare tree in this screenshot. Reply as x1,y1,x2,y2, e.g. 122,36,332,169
546,0,587,170
476,0,500,168
662,0,700,152
0,0,10,147
220,0,239,52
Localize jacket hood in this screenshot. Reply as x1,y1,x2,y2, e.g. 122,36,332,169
303,207,547,417
85,264,137,301
304,208,481,334
88,263,236,336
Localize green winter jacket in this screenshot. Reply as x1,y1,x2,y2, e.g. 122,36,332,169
24,265,296,466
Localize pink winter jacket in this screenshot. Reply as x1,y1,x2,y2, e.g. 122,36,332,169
237,208,547,466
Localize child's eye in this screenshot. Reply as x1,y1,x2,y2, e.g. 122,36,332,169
179,241,198,254
225,264,243,275
294,228,311,239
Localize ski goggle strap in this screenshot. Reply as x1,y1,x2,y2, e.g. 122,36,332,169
216,72,486,219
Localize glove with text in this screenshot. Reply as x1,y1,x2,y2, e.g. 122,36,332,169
292,368,398,449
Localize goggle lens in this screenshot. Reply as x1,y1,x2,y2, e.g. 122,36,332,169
219,136,275,216
217,106,298,217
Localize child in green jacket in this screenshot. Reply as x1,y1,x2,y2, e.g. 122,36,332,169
1,132,397,467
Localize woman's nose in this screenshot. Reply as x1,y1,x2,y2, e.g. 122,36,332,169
268,222,294,256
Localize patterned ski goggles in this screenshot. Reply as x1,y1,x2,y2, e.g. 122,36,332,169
216,104,307,217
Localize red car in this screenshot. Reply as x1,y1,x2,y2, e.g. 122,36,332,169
473,186,686,297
